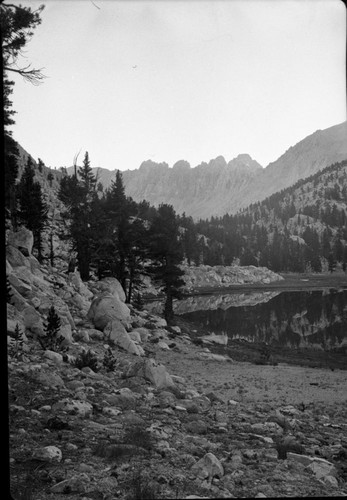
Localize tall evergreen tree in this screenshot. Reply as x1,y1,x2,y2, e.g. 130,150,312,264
17,156,48,260
102,170,135,292
148,204,185,321
78,152,96,195
58,152,98,280
4,134,19,228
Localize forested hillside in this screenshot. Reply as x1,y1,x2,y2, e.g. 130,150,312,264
193,160,347,272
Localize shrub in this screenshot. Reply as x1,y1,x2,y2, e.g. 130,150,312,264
102,346,117,372
123,424,154,451
73,349,99,372
275,436,304,459
93,442,135,461
125,467,160,500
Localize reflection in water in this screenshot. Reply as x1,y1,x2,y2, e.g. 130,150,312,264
177,289,347,350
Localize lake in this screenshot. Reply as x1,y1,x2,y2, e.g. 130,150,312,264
146,288,347,353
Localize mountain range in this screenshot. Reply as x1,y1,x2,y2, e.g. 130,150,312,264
70,121,347,219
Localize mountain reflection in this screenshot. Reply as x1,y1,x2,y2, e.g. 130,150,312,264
176,289,347,350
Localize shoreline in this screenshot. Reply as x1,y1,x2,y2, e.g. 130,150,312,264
172,313,347,372
144,272,347,301
184,272,347,295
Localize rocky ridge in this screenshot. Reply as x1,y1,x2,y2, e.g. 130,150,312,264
77,121,347,219
182,265,284,292
140,265,284,300
7,228,347,499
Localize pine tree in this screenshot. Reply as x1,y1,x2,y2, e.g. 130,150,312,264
4,134,19,228
328,253,336,274
6,276,13,303
47,171,54,187
58,153,98,280
148,204,185,321
41,305,64,351
101,170,139,294
17,156,48,260
38,158,45,173
78,152,96,195
132,292,144,311
9,323,25,359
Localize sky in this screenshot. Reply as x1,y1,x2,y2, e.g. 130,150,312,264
7,0,347,171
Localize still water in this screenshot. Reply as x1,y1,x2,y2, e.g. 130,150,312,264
178,289,347,350
148,289,347,350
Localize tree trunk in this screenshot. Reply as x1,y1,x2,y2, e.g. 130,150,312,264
127,267,134,304
164,290,174,322
78,247,90,281
49,232,54,267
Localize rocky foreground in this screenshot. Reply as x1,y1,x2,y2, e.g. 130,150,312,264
7,229,347,499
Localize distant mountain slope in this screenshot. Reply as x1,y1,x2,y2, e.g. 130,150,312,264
239,121,347,211
196,159,347,272
68,121,347,219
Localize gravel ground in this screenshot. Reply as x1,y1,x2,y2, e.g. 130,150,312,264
160,344,347,406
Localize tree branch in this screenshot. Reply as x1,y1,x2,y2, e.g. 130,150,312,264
4,66,46,84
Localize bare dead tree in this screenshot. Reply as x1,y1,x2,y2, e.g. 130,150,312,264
73,149,81,179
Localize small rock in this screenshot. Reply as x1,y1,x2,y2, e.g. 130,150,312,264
32,445,62,463
65,443,78,451
307,457,337,480
102,407,122,417
50,473,90,494
322,475,339,488
44,350,64,364
79,463,94,473
52,399,93,417
191,452,224,482
40,405,52,412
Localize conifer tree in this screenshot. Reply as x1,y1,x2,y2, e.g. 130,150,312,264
100,170,140,294
6,276,13,303
148,204,185,321
17,156,48,260
78,152,96,195
4,134,19,228
41,305,64,352
58,152,98,280
47,171,54,187
9,323,25,359
328,252,336,274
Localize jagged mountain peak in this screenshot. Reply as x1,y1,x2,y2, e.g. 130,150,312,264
172,160,191,170
139,160,169,171
58,121,346,219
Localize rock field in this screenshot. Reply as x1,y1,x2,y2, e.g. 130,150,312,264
7,228,347,499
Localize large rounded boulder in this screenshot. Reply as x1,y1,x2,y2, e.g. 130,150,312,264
87,293,130,330
7,228,34,256
96,277,126,302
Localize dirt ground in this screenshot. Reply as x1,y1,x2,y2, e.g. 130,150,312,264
160,341,347,407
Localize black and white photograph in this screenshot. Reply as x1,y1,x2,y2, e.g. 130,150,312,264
3,0,347,498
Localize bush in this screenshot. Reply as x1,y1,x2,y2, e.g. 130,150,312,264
93,442,136,461
102,346,117,372
123,424,154,451
73,349,99,372
125,467,160,500
275,436,304,459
